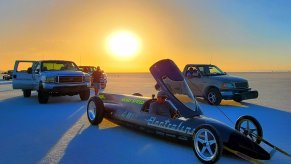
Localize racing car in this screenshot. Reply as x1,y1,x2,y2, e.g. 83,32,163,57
86,59,290,163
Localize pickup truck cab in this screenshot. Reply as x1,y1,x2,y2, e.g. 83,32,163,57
183,64,258,105
12,60,91,104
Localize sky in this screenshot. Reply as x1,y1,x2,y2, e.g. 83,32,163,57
0,0,291,72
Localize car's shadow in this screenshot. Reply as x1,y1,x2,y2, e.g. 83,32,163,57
59,97,290,164
58,118,244,164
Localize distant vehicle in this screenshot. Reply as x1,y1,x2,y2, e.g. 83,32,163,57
182,64,258,105
78,66,107,90
2,70,13,80
78,66,96,74
86,59,286,163
12,60,91,104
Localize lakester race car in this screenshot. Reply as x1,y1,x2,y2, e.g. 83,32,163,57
86,59,289,163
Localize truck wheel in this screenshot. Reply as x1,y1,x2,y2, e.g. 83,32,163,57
38,90,49,104
235,116,263,144
87,96,104,125
80,89,90,100
132,93,143,96
23,89,31,97
206,88,222,105
193,125,223,163
233,97,242,102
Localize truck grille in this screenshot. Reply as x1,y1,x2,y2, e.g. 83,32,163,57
235,82,249,89
58,76,83,83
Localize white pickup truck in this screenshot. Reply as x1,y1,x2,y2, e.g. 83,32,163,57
12,60,91,104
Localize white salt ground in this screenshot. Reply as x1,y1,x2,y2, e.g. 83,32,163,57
0,72,290,164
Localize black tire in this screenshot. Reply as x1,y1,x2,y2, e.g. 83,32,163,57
235,115,263,144
233,97,243,102
193,125,223,163
205,88,222,105
87,96,105,125
38,90,49,104
23,89,31,97
80,89,90,100
132,93,143,96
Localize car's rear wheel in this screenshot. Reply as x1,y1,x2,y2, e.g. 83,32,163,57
206,88,222,105
80,89,90,100
87,96,105,125
235,116,263,144
23,89,31,97
193,125,223,163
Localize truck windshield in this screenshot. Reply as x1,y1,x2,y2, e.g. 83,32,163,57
197,65,226,76
162,77,198,112
41,61,79,71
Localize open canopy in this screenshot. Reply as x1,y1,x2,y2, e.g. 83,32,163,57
150,59,202,118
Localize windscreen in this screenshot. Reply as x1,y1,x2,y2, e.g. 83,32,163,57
41,61,78,71
162,77,198,112
90,67,97,72
197,65,225,76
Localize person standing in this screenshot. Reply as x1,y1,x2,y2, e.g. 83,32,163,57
92,66,102,95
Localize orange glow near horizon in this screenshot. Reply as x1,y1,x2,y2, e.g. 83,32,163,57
0,1,291,73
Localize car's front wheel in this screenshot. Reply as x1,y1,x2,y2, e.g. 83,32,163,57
235,115,263,144
193,125,223,163
23,89,31,97
87,96,105,125
206,88,222,105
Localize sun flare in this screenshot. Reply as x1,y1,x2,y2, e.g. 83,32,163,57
106,31,141,59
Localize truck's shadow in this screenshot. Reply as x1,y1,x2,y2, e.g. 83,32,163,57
0,94,86,163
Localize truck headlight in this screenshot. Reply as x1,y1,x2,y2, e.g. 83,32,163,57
45,76,56,83
222,83,234,89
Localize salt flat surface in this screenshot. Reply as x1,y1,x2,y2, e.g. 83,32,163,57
0,73,290,164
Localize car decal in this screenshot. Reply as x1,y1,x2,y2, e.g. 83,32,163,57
121,97,144,105
98,94,106,100
146,117,195,135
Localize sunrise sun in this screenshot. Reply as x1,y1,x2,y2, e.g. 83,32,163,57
106,31,141,59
